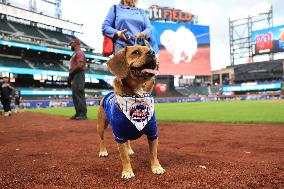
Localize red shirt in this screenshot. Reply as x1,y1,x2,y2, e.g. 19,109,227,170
69,50,86,72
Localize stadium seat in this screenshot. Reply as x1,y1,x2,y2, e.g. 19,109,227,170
0,19,92,51
10,22,45,39
175,86,219,96
0,20,15,33
39,29,71,44
0,56,31,68
27,58,65,71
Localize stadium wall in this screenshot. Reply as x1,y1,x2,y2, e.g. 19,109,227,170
2,94,281,109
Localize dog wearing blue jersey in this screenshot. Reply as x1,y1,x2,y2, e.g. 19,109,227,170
97,45,165,179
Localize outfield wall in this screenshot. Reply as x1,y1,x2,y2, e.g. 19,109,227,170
3,94,282,109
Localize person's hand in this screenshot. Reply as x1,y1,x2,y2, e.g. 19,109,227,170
135,32,147,40
116,29,130,42
67,76,71,85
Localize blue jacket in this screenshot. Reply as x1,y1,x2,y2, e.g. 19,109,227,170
102,92,158,144
102,4,158,53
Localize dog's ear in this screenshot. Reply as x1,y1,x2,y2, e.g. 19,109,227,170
107,47,128,78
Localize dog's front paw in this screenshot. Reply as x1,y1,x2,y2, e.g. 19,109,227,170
99,151,108,157
152,166,166,175
121,170,135,179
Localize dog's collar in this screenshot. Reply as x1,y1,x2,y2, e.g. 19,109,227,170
118,93,152,98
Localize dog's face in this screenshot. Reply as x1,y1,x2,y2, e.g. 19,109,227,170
107,45,158,80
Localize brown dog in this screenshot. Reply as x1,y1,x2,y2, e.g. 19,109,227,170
97,45,165,179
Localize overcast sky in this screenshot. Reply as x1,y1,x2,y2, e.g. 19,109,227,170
15,0,284,71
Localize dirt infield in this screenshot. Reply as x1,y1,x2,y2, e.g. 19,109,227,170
0,113,283,189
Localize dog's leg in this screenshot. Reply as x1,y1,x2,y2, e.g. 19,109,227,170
148,139,165,175
97,101,108,157
117,143,135,179
126,141,135,155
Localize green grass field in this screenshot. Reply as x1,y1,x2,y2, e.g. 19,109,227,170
30,100,284,124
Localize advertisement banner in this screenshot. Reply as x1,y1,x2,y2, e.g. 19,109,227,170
19,99,100,108
151,21,211,76
0,66,115,81
147,5,195,23
155,83,168,94
0,3,82,33
20,90,72,96
222,82,282,92
251,25,284,55
0,39,109,61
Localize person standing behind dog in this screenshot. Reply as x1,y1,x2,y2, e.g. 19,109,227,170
1,77,14,117
68,39,87,120
102,0,157,54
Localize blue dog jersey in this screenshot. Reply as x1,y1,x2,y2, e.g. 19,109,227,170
102,92,158,144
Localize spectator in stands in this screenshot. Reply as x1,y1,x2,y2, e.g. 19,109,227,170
0,77,14,117
102,0,158,54
68,39,87,120
1,33,8,41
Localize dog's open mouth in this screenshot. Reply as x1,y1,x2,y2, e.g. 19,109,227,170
130,61,158,78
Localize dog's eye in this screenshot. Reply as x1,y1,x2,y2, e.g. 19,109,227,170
132,50,140,55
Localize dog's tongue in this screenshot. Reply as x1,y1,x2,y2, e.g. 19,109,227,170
141,69,158,75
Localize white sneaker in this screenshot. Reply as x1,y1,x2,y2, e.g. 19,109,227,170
4,112,9,117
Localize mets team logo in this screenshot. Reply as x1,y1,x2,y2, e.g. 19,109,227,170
115,94,155,131
129,101,150,123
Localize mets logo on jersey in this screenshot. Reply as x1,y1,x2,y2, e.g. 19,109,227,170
129,101,150,123
115,94,155,131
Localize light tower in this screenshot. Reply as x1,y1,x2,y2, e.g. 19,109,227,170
55,0,62,19
29,0,62,18
29,0,37,12
229,3,273,66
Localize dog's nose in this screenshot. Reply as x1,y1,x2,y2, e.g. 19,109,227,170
146,49,155,57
